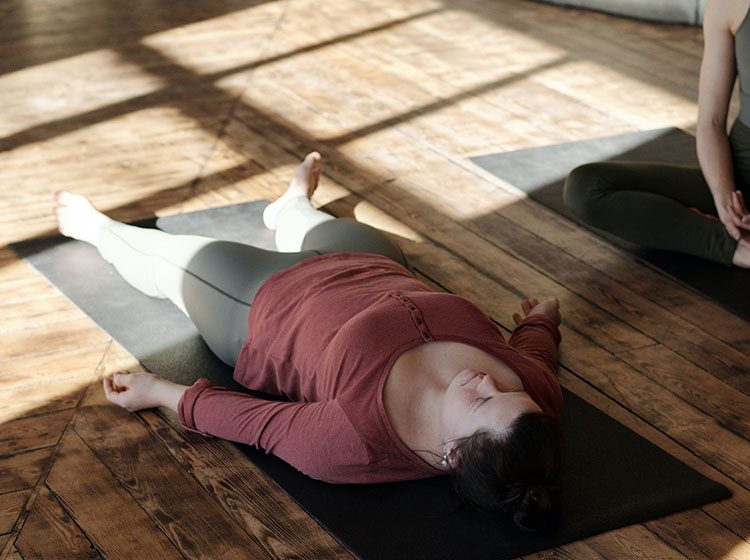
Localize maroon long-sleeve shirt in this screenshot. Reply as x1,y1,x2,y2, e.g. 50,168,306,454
178,252,562,483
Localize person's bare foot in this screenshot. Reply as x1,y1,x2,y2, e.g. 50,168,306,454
732,236,750,268
263,152,322,230
54,191,112,245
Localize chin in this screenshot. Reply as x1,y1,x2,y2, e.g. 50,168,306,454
455,368,483,387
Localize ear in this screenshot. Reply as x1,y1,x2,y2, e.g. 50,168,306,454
444,445,462,470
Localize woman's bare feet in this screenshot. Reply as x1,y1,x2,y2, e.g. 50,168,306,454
732,237,750,268
263,151,322,230
54,191,112,245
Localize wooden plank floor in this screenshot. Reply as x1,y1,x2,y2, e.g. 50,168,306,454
1,0,749,558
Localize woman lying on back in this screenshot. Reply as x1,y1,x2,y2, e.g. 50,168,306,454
55,152,563,531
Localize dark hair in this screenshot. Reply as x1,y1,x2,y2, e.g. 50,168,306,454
448,412,562,532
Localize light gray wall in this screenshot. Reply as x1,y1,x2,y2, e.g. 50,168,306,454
534,0,707,25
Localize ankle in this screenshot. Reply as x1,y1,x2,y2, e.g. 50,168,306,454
732,238,750,268
91,216,114,246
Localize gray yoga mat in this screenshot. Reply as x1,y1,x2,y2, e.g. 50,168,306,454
11,202,731,560
471,128,750,323
532,0,704,25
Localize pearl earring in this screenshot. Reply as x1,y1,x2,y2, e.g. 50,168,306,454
441,453,449,468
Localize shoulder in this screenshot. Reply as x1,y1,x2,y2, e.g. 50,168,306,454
705,0,750,35
297,402,373,483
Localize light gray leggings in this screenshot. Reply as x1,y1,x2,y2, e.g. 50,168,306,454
96,196,407,367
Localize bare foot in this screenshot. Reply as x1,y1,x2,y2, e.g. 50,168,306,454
54,191,112,245
263,152,322,230
732,237,750,268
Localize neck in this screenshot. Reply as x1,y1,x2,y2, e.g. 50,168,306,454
409,378,452,469
393,374,450,466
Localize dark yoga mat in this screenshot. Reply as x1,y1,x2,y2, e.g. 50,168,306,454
471,128,750,323
11,201,731,560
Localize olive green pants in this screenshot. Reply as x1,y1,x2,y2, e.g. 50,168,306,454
563,120,750,266
96,197,406,367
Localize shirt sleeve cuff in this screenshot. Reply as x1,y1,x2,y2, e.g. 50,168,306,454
177,378,214,435
519,314,562,346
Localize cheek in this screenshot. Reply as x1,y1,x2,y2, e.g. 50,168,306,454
443,389,477,425
447,383,474,405
441,390,464,421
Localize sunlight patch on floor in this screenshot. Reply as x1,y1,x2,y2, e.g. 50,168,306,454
0,49,167,138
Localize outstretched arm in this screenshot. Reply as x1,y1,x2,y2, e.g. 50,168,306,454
103,373,367,482
508,297,562,375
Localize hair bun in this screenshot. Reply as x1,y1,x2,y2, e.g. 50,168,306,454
526,486,543,505
512,484,558,532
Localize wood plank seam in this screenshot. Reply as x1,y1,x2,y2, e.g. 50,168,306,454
16,483,106,558
35,484,104,559
0,445,61,463
612,342,662,354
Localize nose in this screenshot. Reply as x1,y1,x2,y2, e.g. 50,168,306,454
477,373,496,394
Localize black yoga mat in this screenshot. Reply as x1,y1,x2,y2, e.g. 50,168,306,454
471,128,750,323
11,202,731,560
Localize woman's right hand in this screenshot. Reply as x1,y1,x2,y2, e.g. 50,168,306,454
718,190,750,240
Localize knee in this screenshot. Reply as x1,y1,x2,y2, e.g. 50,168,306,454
563,163,609,226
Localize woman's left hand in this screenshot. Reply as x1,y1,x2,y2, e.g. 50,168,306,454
103,371,175,412
722,190,750,238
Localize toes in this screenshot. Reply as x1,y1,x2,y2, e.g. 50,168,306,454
55,191,72,205
55,191,88,208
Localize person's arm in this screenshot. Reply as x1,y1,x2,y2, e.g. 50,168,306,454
103,373,368,482
509,298,561,375
697,0,750,239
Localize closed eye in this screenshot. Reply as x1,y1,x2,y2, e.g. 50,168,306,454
472,396,493,412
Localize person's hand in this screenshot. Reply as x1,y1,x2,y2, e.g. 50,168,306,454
103,371,174,412
718,190,750,241
513,297,561,327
